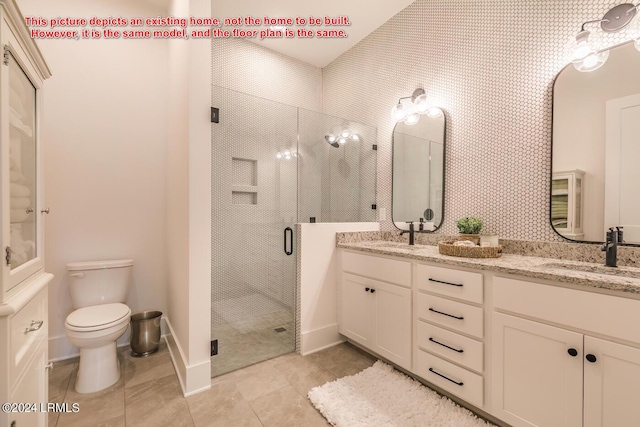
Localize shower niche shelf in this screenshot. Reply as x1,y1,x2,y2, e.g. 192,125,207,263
231,158,257,205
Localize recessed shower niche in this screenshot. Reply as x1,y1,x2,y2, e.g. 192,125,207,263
231,157,257,205
211,85,376,377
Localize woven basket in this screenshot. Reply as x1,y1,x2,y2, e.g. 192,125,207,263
438,241,502,258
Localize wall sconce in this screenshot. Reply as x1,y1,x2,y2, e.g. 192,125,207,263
566,2,640,72
325,130,360,148
391,88,442,125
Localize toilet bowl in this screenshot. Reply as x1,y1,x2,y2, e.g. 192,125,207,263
64,259,133,394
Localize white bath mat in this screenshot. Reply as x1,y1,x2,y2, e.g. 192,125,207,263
308,361,494,427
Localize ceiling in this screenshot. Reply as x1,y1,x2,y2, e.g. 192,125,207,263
142,0,411,68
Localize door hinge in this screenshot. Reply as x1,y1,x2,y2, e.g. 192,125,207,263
372,144,377,151
5,247,10,266
3,45,10,66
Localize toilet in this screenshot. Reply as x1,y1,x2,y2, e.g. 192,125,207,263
64,259,134,393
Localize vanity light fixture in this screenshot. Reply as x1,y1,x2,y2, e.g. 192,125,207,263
566,2,640,72
325,130,360,148
391,88,443,124
276,149,297,160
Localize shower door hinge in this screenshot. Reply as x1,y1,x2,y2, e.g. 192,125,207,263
211,107,219,123
372,144,377,151
3,45,10,66
211,339,218,356
5,247,11,266
371,204,377,210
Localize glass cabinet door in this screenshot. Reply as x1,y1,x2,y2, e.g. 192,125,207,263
7,51,37,271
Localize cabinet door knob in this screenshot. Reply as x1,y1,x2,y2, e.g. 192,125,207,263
568,348,578,357
365,287,370,292
41,207,50,214
370,289,376,293
586,354,597,363
45,362,53,370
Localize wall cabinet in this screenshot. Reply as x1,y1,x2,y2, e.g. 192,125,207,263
0,2,52,427
340,272,412,370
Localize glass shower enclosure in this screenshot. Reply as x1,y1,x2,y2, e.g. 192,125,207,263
211,86,376,377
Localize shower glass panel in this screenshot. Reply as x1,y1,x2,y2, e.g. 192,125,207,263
298,108,377,223
211,86,297,377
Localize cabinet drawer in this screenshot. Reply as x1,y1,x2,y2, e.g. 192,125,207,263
342,251,411,287
416,293,484,339
10,289,47,387
416,321,483,373
416,264,483,303
493,276,640,344
415,349,484,408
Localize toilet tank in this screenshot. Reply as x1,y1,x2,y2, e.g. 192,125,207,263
67,259,134,309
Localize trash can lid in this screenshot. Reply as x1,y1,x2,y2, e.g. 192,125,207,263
66,303,131,331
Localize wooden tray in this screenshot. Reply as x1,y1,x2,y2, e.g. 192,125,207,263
438,241,502,258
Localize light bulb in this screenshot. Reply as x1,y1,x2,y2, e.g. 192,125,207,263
340,130,350,138
276,152,282,159
285,155,291,160
426,107,443,118
325,134,337,143
350,134,360,141
391,103,408,122
574,50,609,72
404,113,420,125
338,137,347,144
413,93,431,113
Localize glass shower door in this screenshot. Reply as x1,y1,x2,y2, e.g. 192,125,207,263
210,86,297,377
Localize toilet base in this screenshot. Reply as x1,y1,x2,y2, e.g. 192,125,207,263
76,342,120,393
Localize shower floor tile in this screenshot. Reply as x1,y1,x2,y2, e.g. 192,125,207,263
211,292,295,377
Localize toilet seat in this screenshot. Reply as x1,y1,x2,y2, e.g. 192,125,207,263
66,303,131,332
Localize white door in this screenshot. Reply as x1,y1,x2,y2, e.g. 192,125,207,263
340,273,373,347
605,94,640,242
492,313,583,427
372,280,411,369
583,336,640,427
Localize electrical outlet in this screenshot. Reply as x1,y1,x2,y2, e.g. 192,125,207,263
211,339,218,356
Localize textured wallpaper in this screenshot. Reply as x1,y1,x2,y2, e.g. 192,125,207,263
322,0,631,240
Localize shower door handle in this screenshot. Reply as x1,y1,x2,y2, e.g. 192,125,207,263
284,227,293,255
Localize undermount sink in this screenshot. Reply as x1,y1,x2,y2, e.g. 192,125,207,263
544,262,640,280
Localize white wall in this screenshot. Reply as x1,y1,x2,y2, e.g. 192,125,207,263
299,222,379,355
16,0,169,361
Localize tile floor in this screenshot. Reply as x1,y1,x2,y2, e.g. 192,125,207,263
50,340,377,427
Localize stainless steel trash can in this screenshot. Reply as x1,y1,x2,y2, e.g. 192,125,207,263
130,310,162,357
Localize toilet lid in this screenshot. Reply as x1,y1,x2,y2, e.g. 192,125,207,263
66,303,130,330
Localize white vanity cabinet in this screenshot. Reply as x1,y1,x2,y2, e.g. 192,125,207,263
339,251,412,370
0,2,52,427
413,264,485,408
492,276,640,427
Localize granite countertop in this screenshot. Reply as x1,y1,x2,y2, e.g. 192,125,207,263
338,240,640,296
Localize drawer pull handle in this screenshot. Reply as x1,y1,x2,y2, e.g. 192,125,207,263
428,308,464,320
429,337,464,353
428,278,463,287
428,367,464,386
365,287,370,292
24,320,44,333
586,354,597,363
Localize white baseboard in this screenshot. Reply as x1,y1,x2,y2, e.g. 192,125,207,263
48,316,169,362
301,323,345,356
164,317,211,396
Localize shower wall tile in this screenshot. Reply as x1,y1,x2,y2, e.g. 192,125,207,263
322,0,630,241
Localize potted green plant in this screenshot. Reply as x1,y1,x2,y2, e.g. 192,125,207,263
456,216,483,245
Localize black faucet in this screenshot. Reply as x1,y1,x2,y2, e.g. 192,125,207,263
419,218,425,232
602,227,618,267
406,221,415,246
616,226,624,244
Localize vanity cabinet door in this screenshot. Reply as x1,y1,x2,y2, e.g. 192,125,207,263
492,313,583,427
371,280,411,370
9,339,48,427
340,273,374,347
583,336,640,427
